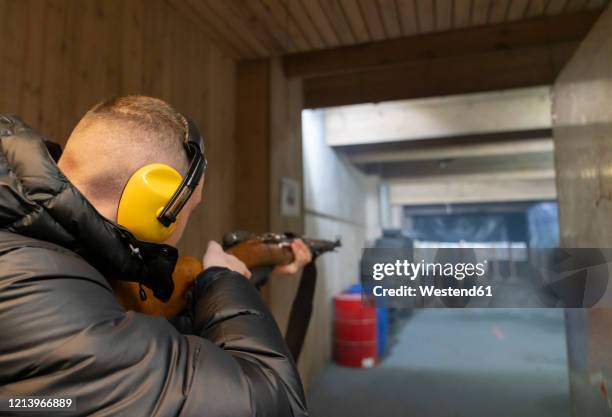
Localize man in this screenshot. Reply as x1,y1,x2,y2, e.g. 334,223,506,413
0,96,310,416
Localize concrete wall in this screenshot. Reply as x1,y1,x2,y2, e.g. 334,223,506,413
298,109,379,387
552,4,612,416
325,87,552,146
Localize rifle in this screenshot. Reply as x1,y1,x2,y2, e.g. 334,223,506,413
111,231,340,319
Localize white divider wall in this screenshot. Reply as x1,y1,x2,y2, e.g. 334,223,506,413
299,109,379,387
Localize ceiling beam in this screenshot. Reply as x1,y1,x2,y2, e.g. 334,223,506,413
283,11,600,78
346,138,554,164
303,41,578,108
389,178,557,205
364,152,555,178
323,86,552,146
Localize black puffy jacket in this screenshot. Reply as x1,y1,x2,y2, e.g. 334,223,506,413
0,115,308,417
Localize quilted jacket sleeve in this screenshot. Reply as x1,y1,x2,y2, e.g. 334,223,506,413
177,266,308,417
0,244,308,417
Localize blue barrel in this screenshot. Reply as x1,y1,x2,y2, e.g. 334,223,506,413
345,283,388,357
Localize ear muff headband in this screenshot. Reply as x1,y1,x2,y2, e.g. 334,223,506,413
117,116,207,243
157,118,206,227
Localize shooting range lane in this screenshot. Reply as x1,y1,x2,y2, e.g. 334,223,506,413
308,309,569,417
3,0,612,415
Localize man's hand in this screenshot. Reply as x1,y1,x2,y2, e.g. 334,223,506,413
203,241,252,279
272,239,312,276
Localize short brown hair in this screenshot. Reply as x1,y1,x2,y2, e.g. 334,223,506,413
59,96,191,219
88,96,187,145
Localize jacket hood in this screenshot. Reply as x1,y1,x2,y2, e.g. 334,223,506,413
0,115,176,300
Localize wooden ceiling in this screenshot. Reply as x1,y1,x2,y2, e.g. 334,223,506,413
168,0,610,60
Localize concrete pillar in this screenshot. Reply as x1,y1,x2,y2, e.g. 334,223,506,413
379,183,392,229
552,5,612,416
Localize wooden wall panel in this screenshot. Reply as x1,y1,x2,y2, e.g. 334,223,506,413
397,0,419,35
267,57,305,373
339,0,371,43
454,0,473,28
165,0,610,59
233,57,307,369
507,0,530,20
235,60,271,233
526,0,548,17
546,0,569,15
0,0,237,257
318,0,356,44
378,0,402,37
358,0,387,40
472,0,491,25
269,58,304,237
301,0,342,47
204,0,270,57
435,0,453,30
224,0,286,56
289,0,327,49
171,0,253,58
415,0,435,32
245,0,299,53
489,0,511,23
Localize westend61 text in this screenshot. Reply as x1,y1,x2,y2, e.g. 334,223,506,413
373,285,493,298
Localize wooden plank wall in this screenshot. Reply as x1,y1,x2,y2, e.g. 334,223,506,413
234,57,311,383
0,0,237,257
268,57,305,336
234,59,273,304
235,60,271,234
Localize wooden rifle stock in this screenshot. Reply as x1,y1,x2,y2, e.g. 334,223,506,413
111,255,201,318
111,232,340,319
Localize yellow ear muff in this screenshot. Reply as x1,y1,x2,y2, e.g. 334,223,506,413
117,164,183,243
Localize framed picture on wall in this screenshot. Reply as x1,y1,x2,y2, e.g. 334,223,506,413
280,177,301,218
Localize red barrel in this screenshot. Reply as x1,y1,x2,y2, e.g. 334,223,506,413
333,293,378,368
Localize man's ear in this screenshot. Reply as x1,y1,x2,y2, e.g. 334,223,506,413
163,214,189,247
165,176,204,247
191,176,205,207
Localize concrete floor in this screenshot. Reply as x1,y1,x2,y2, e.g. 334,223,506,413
308,309,570,417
